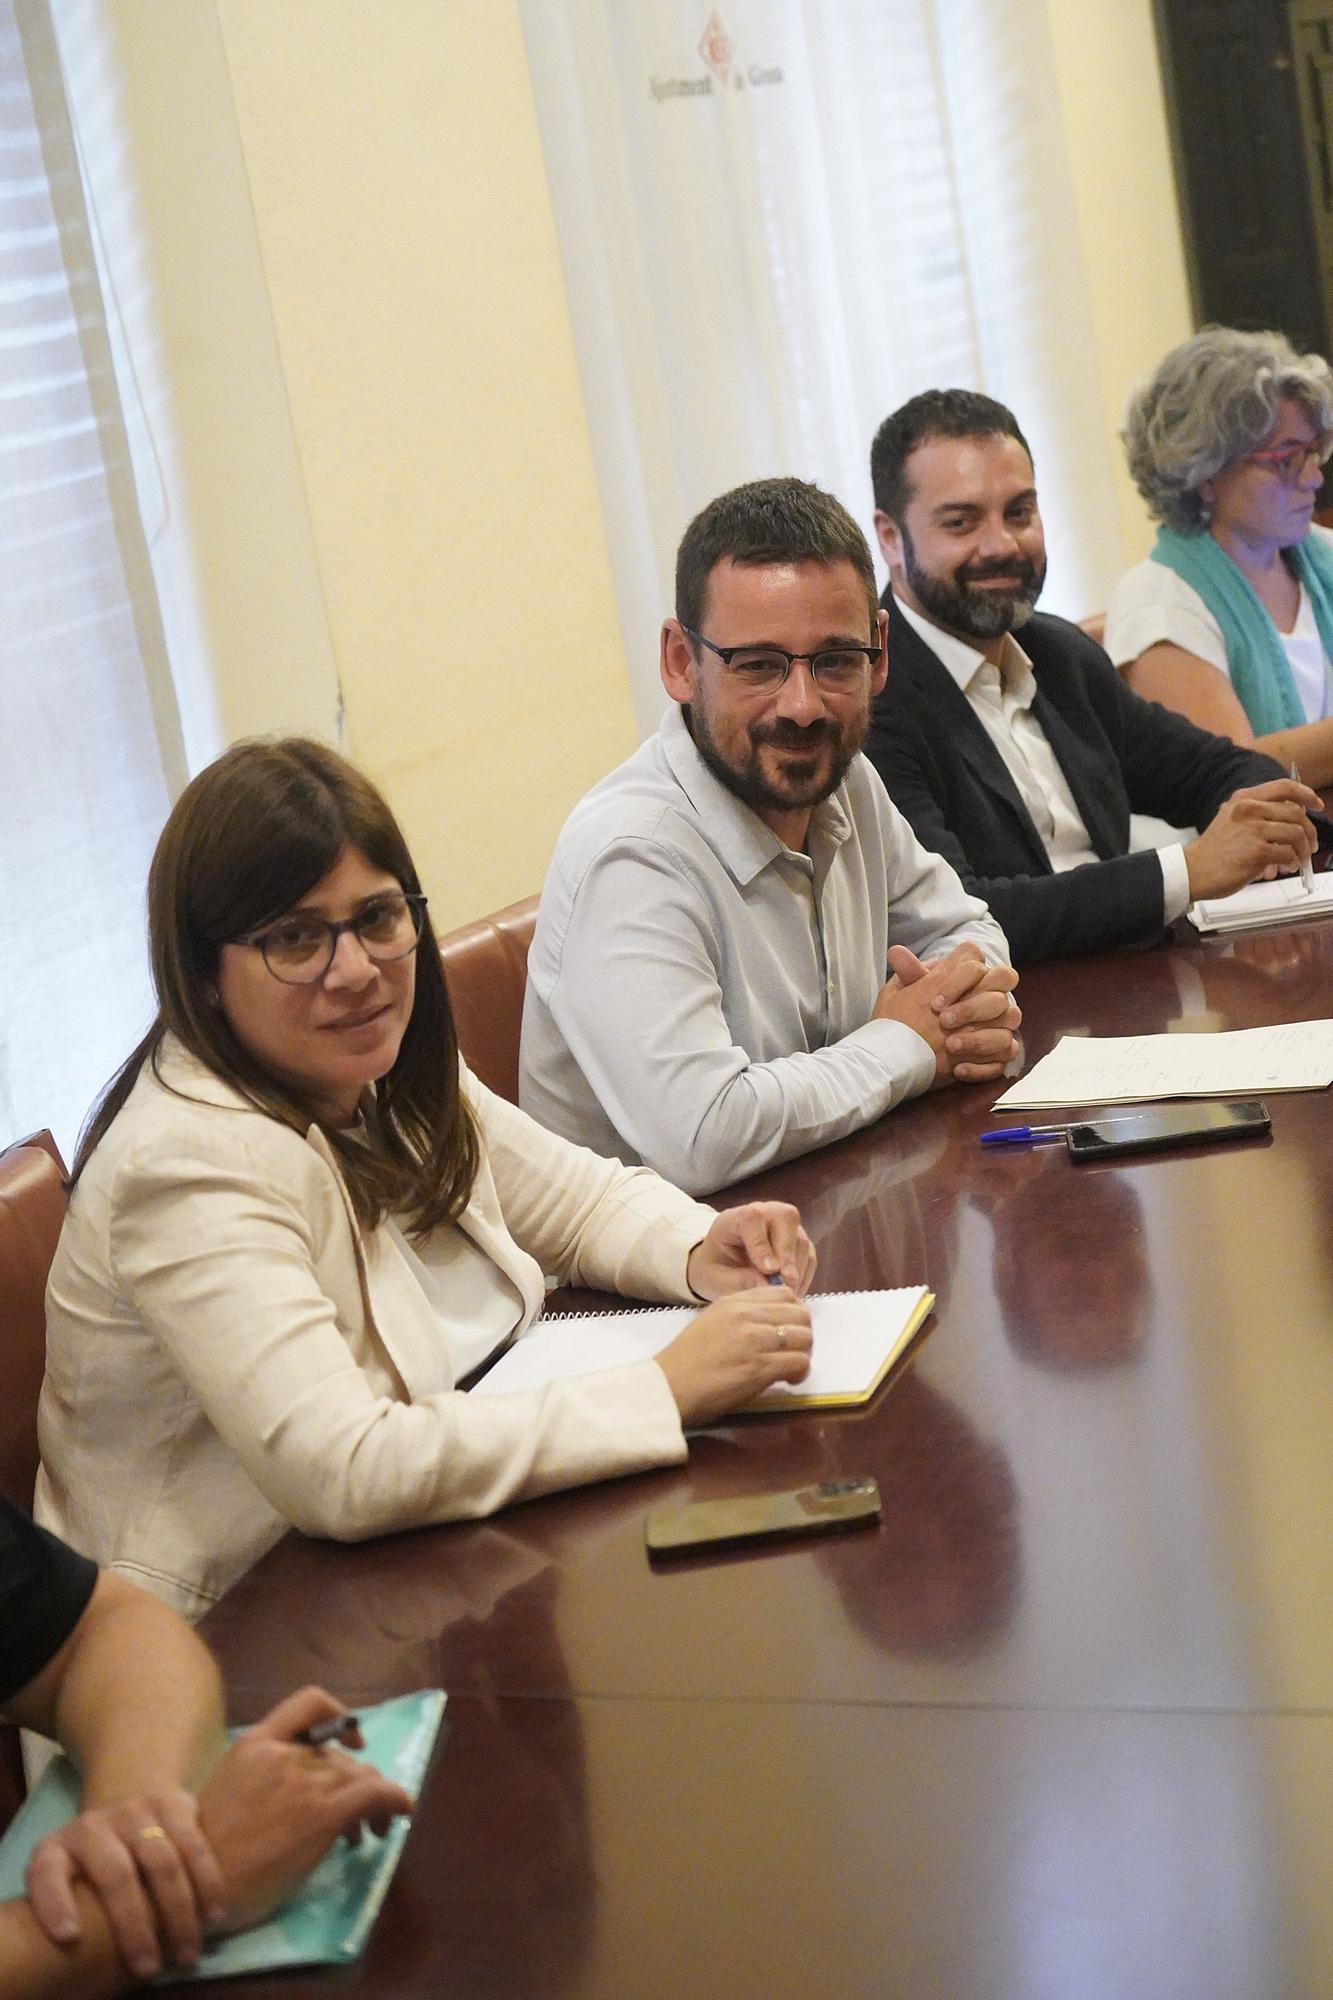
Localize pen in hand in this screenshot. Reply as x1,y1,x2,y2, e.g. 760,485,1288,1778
294,1712,360,1749
1291,761,1315,897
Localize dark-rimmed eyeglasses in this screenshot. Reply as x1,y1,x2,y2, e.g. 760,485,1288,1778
1243,434,1333,485
681,625,880,695
231,892,428,985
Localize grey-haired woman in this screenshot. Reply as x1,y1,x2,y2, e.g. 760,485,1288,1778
1106,325,1333,784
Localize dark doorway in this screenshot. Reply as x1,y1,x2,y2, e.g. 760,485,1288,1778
1154,0,1332,356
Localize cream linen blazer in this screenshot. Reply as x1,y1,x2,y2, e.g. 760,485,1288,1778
36,1039,712,1619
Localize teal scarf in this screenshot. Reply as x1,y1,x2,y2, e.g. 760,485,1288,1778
1149,524,1333,734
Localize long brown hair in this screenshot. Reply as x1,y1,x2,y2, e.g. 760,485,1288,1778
72,737,478,1235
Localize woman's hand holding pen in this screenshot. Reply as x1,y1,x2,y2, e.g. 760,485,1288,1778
663,1204,816,1423
686,1202,816,1298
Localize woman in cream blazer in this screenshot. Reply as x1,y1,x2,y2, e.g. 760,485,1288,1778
37,739,815,1620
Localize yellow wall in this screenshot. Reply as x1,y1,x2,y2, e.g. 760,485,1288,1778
209,0,635,928
73,0,1192,921
1046,0,1195,567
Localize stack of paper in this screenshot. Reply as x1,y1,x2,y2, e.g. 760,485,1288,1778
472,1287,935,1412
1188,873,1333,934
989,1021,1333,1111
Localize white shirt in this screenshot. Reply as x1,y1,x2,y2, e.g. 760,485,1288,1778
894,596,1191,922
384,1219,524,1380
1105,528,1333,725
519,702,1010,1196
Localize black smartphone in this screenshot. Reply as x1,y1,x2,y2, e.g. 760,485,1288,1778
1065,1099,1270,1160
645,1477,881,1559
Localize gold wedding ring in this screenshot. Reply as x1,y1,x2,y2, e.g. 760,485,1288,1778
776,1326,788,1349
138,1826,170,1843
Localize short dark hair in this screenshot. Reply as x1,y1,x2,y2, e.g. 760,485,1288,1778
870,389,1032,522
674,476,878,634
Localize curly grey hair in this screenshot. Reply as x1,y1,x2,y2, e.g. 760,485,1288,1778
1123,325,1333,533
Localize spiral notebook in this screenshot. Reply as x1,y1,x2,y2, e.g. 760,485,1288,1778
0,1689,445,1980
472,1287,934,1412
1188,873,1333,934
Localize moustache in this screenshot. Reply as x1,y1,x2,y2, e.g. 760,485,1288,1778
754,720,839,752
958,559,1039,588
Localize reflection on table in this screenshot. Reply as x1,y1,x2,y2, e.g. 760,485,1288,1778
177,918,1333,2000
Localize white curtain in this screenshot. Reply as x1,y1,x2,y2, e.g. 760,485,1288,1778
520,0,1123,731
0,0,183,1160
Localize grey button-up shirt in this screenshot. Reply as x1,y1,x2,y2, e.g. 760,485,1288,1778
519,704,1010,1195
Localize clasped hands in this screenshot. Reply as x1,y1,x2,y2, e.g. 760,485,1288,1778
658,953,1019,1424
874,941,1021,1084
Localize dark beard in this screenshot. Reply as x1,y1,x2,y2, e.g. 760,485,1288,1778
901,525,1045,640
687,708,864,818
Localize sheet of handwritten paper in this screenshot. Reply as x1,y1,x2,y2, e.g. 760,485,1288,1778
991,1021,1333,1111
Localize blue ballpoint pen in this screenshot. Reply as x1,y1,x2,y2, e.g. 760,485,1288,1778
979,1124,1069,1146
980,1117,1147,1147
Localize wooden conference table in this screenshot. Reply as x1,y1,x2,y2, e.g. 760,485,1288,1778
177,918,1333,2000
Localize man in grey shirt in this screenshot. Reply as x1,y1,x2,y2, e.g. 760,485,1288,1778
520,477,1019,1196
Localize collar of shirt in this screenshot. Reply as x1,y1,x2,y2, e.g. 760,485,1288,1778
893,592,1037,707
893,590,1113,880
656,701,855,887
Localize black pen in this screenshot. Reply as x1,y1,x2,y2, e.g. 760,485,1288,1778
295,1712,359,1748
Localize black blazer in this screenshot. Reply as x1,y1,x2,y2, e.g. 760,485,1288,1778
865,593,1283,966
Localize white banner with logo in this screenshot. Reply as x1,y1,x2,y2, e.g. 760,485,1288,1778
520,1,1121,728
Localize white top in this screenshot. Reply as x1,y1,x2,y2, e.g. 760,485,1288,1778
519,702,1009,1195
383,1218,523,1379
1105,527,1333,725
37,1040,715,1618
894,598,1190,922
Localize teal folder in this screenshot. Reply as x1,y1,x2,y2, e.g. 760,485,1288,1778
0,1688,445,1980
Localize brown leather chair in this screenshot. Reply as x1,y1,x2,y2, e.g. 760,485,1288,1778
439,895,539,1105
0,1130,67,1514
0,1129,68,1825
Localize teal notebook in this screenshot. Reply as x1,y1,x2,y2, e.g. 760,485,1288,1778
0,1688,445,1980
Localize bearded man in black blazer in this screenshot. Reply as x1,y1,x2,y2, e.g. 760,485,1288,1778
863,389,1320,965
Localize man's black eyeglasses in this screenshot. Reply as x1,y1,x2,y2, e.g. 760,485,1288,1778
681,625,880,694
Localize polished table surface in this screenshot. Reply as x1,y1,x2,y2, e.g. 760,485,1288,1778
173,920,1333,1999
